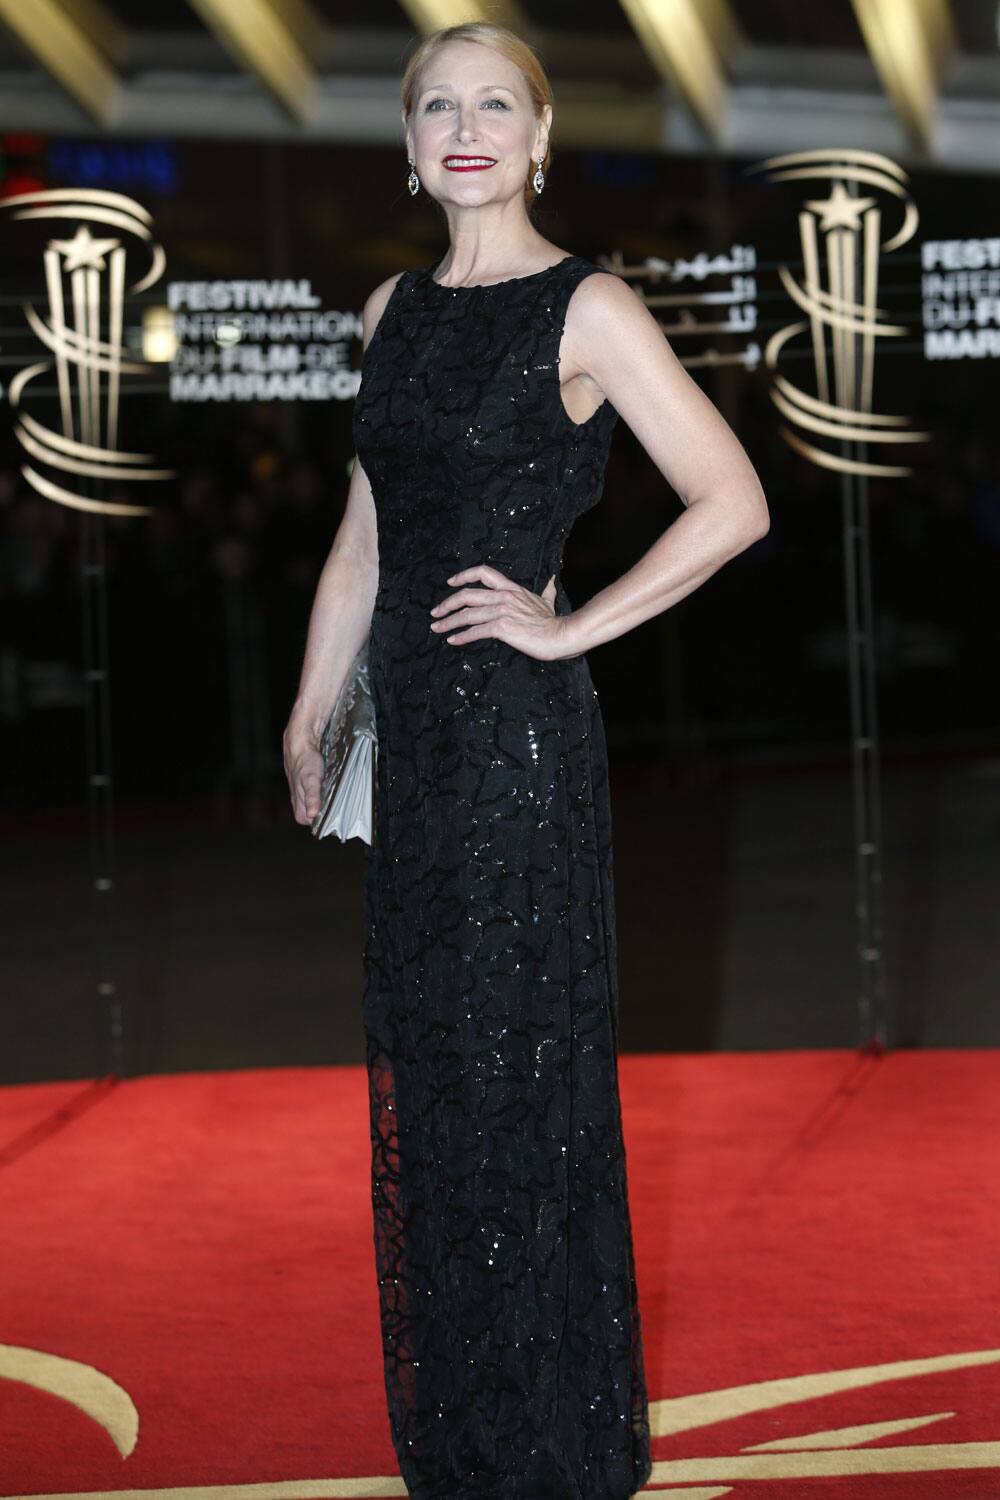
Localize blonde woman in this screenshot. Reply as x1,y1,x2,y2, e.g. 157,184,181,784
284,20,768,1496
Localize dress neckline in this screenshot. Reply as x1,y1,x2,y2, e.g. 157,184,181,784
422,253,578,292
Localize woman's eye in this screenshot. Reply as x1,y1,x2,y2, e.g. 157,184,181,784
424,97,509,111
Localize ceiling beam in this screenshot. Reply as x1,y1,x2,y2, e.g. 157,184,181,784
0,35,997,174
396,0,531,36
185,0,321,126
851,0,956,151
615,0,740,144
0,0,121,125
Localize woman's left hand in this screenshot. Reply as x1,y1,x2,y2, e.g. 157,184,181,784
430,564,577,661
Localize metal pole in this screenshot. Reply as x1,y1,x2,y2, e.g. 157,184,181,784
79,494,124,1077
857,460,889,1047
840,178,890,1050
840,462,888,1048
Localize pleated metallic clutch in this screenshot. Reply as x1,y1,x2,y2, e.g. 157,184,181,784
310,637,377,845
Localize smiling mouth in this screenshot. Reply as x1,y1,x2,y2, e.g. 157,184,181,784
442,156,497,171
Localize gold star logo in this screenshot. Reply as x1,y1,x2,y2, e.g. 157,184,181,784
804,180,877,231
49,225,121,271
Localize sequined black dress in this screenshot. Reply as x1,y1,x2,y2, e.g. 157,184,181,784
353,252,652,1499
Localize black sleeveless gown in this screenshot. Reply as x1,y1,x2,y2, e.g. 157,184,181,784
353,251,653,1499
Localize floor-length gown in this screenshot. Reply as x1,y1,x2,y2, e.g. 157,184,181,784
353,250,653,1499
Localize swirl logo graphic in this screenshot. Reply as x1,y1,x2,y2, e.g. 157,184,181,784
2,188,172,517
3,1342,1000,1495
745,148,930,478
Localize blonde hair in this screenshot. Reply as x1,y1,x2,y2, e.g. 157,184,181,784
400,22,553,210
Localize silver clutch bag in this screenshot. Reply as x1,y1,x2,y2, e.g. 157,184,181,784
310,637,377,845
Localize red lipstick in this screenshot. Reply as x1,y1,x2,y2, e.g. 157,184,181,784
442,155,497,172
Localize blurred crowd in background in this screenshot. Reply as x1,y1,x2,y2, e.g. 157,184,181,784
1,395,998,811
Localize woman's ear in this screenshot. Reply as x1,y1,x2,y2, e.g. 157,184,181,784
537,104,552,156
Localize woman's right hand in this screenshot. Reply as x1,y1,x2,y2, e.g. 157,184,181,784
283,716,325,826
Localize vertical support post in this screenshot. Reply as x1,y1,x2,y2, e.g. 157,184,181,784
80,499,124,1076
840,176,889,1050
840,462,888,1048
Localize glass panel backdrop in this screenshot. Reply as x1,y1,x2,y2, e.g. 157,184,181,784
1,133,997,1081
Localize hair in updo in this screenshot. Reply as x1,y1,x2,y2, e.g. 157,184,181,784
400,22,553,210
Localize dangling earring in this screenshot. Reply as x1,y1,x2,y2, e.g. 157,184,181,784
407,158,420,196
532,156,545,194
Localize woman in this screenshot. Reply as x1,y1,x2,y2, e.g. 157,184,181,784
284,21,769,1498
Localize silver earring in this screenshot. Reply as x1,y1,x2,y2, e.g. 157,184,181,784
407,158,419,196
532,157,545,194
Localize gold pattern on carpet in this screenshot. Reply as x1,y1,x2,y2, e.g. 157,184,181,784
0,1342,138,1457
3,1347,1000,1496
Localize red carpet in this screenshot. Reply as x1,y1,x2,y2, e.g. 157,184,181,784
1,1050,999,1498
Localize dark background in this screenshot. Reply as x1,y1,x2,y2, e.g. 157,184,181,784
2,131,998,1083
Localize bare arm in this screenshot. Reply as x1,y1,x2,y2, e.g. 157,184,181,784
558,271,770,656
282,270,402,825
427,270,770,661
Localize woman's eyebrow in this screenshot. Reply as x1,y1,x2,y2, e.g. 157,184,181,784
419,82,516,94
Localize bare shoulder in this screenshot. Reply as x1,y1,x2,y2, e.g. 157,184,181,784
362,270,407,349
561,267,653,382
566,267,645,330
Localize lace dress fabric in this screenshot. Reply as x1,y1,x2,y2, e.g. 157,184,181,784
353,252,653,1499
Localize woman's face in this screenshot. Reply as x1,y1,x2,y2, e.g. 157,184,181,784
404,39,549,209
